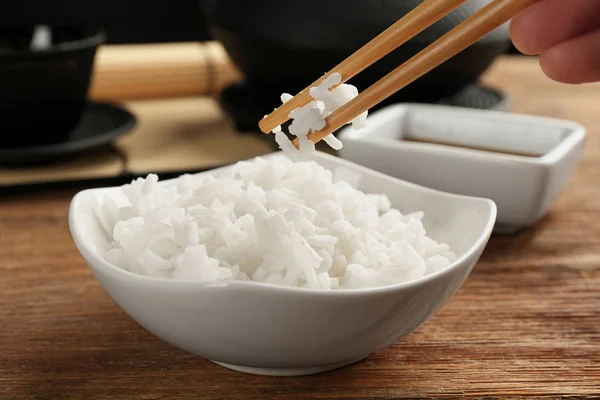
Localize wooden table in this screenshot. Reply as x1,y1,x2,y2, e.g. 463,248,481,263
1,57,599,399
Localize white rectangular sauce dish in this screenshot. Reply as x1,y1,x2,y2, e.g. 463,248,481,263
338,104,586,234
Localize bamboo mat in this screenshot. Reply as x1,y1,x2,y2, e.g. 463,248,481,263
89,42,243,101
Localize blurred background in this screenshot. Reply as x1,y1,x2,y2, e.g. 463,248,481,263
0,0,519,48
0,0,211,43
0,0,526,188
0,0,525,47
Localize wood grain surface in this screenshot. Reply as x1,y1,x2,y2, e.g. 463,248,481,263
1,57,599,399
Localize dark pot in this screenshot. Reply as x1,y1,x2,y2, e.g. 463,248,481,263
203,0,511,125
0,27,105,148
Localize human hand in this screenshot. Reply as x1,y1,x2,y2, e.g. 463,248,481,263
510,0,600,84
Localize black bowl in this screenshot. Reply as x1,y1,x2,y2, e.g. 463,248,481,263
203,0,511,125
0,27,105,147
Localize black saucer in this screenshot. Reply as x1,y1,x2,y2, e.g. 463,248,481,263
0,102,136,166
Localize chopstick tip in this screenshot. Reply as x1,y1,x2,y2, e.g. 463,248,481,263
258,117,272,134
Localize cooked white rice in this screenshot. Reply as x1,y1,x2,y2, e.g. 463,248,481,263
100,156,456,289
272,72,368,155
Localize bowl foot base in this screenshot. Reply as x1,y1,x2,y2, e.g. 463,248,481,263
211,356,367,376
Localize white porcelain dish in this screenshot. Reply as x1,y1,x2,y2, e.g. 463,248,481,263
338,104,585,234
69,151,496,376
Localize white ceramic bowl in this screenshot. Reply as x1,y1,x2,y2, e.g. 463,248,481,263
338,104,585,234
69,151,496,376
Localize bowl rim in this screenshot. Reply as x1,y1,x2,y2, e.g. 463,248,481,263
0,28,106,57
69,151,497,297
338,103,587,166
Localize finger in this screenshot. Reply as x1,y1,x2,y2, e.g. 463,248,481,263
510,0,600,56
539,28,600,84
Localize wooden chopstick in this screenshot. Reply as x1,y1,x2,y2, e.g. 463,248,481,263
287,0,537,148
258,0,469,134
